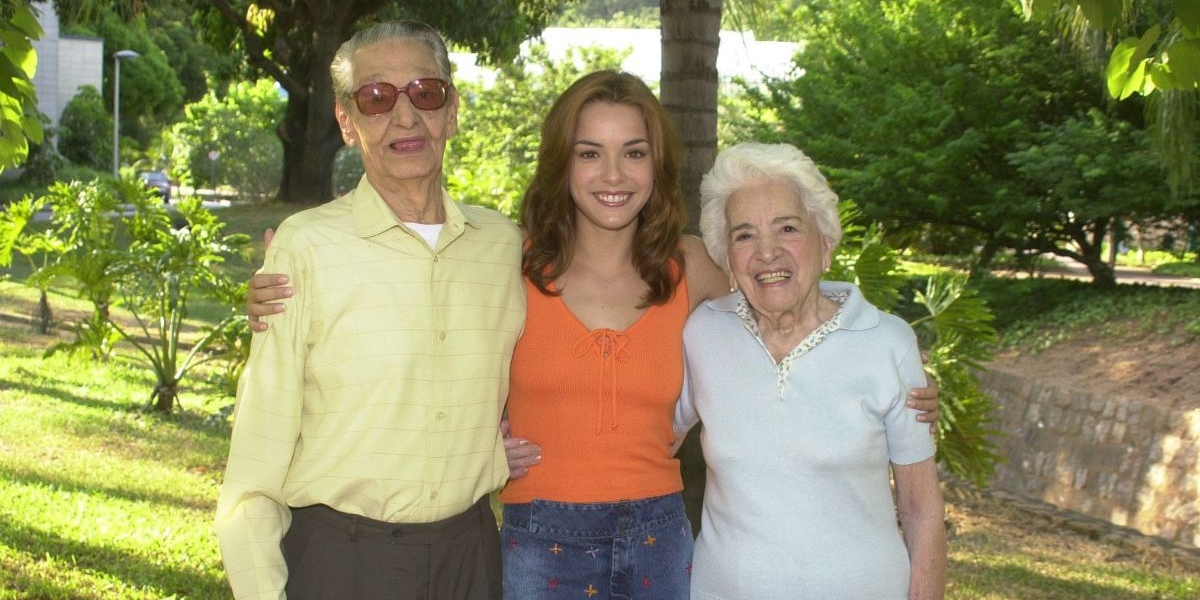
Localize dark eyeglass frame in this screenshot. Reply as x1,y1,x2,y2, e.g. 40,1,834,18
348,78,452,115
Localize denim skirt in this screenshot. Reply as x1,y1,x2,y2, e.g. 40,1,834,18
500,493,693,600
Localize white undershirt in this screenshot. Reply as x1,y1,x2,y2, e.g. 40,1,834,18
406,222,442,248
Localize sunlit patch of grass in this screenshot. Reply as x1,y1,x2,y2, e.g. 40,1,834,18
0,338,232,600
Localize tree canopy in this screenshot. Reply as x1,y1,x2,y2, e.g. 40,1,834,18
735,0,1187,285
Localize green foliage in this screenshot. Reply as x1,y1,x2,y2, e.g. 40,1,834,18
448,44,630,216
1048,0,1200,98
68,9,186,145
16,112,62,187
27,179,124,360
1024,0,1200,196
57,85,113,171
109,184,249,412
1006,109,1171,286
0,0,45,173
165,79,284,197
734,0,1176,284
0,194,56,332
909,274,1002,485
1,175,251,407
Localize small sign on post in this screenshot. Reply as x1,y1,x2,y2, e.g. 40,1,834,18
208,150,219,191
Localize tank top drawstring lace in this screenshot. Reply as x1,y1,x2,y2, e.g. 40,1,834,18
572,329,631,434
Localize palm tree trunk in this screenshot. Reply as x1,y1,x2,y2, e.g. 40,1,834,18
661,0,724,534
660,0,723,234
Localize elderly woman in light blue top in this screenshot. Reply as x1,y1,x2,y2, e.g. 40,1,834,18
674,142,947,600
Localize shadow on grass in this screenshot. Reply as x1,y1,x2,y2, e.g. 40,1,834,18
949,557,1194,600
0,465,217,513
0,516,229,599
0,374,130,413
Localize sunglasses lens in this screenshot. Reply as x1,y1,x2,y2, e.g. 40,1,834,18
351,79,449,114
408,79,448,110
355,83,397,115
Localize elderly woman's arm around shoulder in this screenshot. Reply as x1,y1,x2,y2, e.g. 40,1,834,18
893,458,947,600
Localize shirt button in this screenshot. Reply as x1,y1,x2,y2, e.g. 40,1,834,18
435,411,446,421
430,490,439,500
439,332,446,341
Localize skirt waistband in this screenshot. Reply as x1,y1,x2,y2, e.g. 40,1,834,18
502,493,686,538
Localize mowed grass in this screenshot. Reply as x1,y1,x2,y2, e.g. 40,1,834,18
0,308,233,599
1,201,1198,598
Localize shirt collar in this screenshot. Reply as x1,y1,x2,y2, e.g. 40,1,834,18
705,280,879,331
350,176,475,240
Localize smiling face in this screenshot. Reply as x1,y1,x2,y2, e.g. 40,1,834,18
335,38,458,195
567,101,654,235
725,178,834,318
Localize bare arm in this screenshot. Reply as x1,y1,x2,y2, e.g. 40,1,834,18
893,458,947,600
680,235,730,312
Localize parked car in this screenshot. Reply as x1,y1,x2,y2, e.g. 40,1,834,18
138,171,171,203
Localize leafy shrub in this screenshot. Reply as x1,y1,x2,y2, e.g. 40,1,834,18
57,85,112,171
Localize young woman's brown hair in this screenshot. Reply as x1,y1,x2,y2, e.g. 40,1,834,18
520,70,686,306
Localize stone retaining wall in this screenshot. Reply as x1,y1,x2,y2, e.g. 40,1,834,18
979,368,1199,547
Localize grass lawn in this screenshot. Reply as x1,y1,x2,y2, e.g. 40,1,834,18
1,201,1197,598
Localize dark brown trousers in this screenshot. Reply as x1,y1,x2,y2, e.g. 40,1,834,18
282,497,501,600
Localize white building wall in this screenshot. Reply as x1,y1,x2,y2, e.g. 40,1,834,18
29,0,103,129
452,27,801,88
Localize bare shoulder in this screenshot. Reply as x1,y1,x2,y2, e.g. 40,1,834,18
679,234,727,310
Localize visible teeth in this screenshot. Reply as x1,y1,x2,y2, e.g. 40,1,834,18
597,193,627,204
757,271,790,283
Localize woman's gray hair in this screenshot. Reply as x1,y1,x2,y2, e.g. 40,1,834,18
330,20,453,98
698,142,842,271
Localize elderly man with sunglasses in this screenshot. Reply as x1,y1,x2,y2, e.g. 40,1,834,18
215,20,523,600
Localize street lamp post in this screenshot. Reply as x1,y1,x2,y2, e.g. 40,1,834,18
112,49,140,178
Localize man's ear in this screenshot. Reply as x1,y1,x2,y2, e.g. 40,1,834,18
335,102,357,146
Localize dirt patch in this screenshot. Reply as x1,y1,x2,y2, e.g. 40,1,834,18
987,325,1200,414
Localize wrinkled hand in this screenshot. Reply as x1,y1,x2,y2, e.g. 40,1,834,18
501,417,541,480
246,229,293,332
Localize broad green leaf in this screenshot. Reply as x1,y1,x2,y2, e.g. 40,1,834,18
1117,58,1150,99
1148,64,1176,90
1106,37,1140,97
1134,25,1163,64
1164,38,1200,89
8,2,44,40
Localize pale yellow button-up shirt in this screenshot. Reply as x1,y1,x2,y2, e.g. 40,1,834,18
215,178,525,600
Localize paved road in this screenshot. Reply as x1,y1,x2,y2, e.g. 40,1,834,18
1018,256,1200,289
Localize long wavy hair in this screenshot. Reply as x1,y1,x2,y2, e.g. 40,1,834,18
520,70,686,307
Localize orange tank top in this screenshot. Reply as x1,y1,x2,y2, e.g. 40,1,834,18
500,272,689,503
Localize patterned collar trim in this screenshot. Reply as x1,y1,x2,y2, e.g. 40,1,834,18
734,290,850,399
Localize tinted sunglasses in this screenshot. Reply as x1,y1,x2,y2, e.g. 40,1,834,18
349,78,452,115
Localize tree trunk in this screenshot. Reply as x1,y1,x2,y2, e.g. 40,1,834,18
277,92,343,204
34,289,52,334
661,0,722,234
661,0,723,534
151,380,176,413
274,10,347,206
1080,255,1118,288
